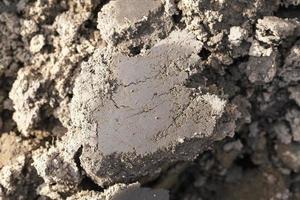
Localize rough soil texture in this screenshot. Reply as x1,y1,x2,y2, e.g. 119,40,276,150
0,0,300,200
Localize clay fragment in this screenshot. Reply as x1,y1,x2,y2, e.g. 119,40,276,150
97,0,174,53
70,30,235,186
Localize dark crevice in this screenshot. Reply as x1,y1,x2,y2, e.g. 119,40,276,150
38,106,60,130
74,146,83,176
172,9,182,24
74,146,103,192
129,45,142,56
275,5,300,19
234,154,258,170
93,0,111,12
198,48,212,61
78,0,111,38
80,177,103,192
43,44,55,54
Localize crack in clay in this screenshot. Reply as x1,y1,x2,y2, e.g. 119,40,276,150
66,29,233,187
153,99,194,142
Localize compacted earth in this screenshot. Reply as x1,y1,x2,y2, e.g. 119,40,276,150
0,0,300,199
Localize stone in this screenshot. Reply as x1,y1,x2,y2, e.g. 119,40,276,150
246,50,279,84
29,34,45,53
256,16,300,44
228,26,248,46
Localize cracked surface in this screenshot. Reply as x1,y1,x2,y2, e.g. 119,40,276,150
0,0,300,199
70,30,234,186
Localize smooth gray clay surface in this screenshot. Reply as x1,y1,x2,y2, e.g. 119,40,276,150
69,30,236,186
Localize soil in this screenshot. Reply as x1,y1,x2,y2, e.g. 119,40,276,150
0,0,300,199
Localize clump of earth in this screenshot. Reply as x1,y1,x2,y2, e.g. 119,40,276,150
0,0,300,199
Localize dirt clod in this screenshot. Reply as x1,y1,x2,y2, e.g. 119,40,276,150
0,0,300,199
